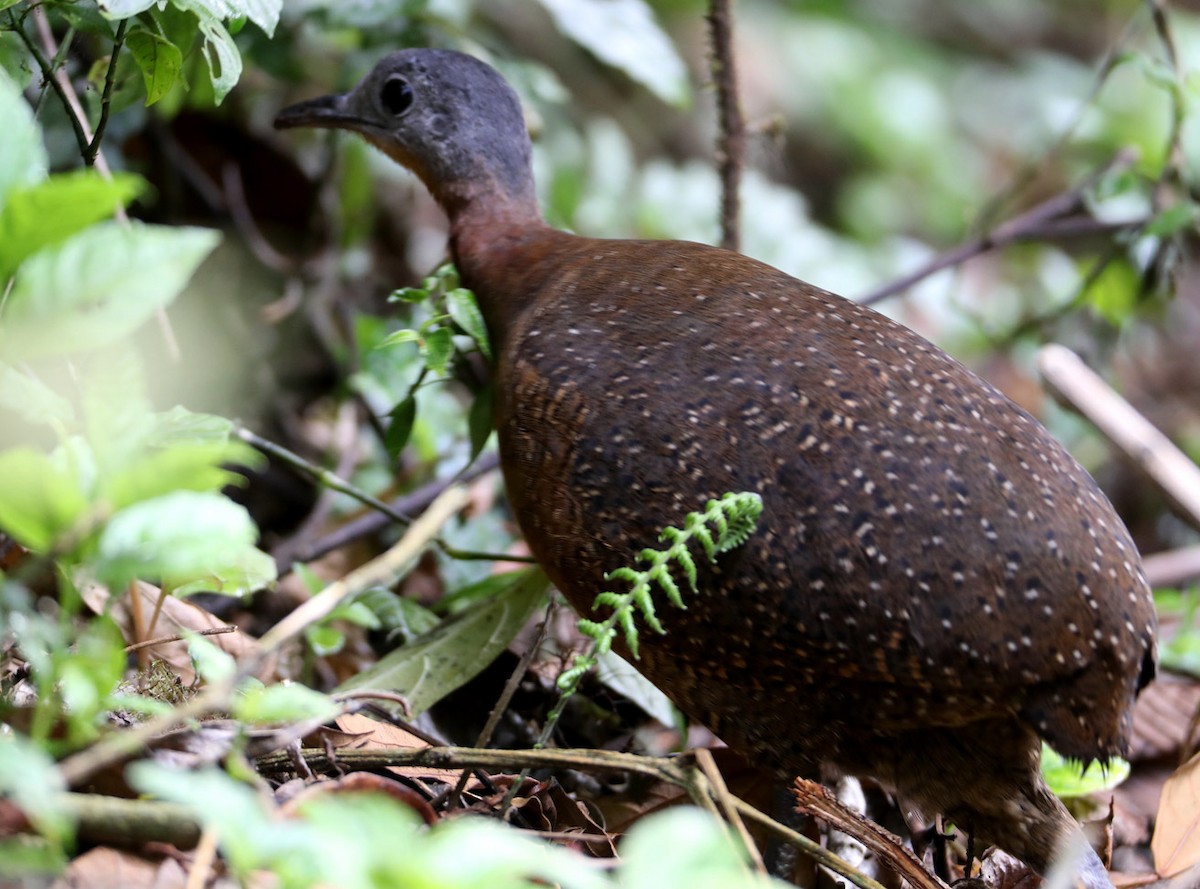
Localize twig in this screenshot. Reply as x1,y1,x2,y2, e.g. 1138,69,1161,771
124,626,238,654
1038,345,1200,531
707,0,744,252
8,10,90,157
84,18,127,167
239,426,530,568
254,744,888,889
732,797,889,889
793,778,950,889
1142,544,1200,589
330,689,412,717
50,792,202,849
275,451,500,567
222,162,296,273
859,151,1141,306
443,599,556,812
187,826,219,889
695,747,765,875
258,485,470,651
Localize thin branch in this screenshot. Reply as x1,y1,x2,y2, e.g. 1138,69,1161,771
1038,345,1200,532
8,10,90,156
255,744,888,889
84,17,127,166
124,625,238,654
707,0,744,252
859,150,1141,306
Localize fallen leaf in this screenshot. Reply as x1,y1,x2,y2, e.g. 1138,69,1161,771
1151,752,1200,877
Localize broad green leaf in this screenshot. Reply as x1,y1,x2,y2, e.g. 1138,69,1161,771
336,568,549,717
378,328,420,348
0,449,87,551
95,0,158,16
163,540,276,599
96,491,276,595
1145,203,1199,238
0,363,75,426
534,0,689,107
385,395,417,460
0,67,46,211
1085,259,1138,327
186,633,237,683
103,440,261,509
0,735,70,846
0,222,220,361
175,1,242,103
422,326,454,375
235,682,339,725
58,617,126,725
125,30,183,106
1042,743,1130,798
446,287,492,360
147,406,236,446
304,625,346,657
0,171,144,278
467,383,494,463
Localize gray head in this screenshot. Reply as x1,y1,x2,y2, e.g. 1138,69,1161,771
275,49,536,216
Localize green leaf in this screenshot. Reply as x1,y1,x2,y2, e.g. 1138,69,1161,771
0,68,46,213
385,395,417,460
336,568,550,717
174,1,242,104
235,682,339,725
0,363,75,426
104,440,260,508
59,617,126,724
95,0,158,16
305,624,346,657
0,222,220,360
389,286,429,304
125,30,183,106
1041,743,1130,798
1145,203,1199,238
534,0,689,107
96,491,276,594
186,634,237,683
0,171,144,278
0,449,88,551
422,326,454,375
0,735,70,846
467,383,495,463
378,328,420,348
446,287,492,360
1085,260,1138,327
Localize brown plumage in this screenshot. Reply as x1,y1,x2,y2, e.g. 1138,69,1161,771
276,49,1157,888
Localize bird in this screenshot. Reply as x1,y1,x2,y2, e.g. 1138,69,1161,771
276,48,1158,888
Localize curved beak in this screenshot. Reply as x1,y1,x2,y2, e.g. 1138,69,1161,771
274,93,359,131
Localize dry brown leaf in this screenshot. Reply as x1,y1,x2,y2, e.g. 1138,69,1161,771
1151,752,1200,877
86,580,260,683
334,712,468,784
1130,673,1200,762
52,847,194,889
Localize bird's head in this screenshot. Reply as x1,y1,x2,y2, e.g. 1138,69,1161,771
275,49,536,217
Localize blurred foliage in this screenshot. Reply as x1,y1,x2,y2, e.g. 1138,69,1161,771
1,0,1199,883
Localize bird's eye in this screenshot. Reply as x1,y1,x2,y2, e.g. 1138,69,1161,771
381,76,414,116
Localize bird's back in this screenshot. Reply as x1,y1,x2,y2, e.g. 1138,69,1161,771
476,232,1156,768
